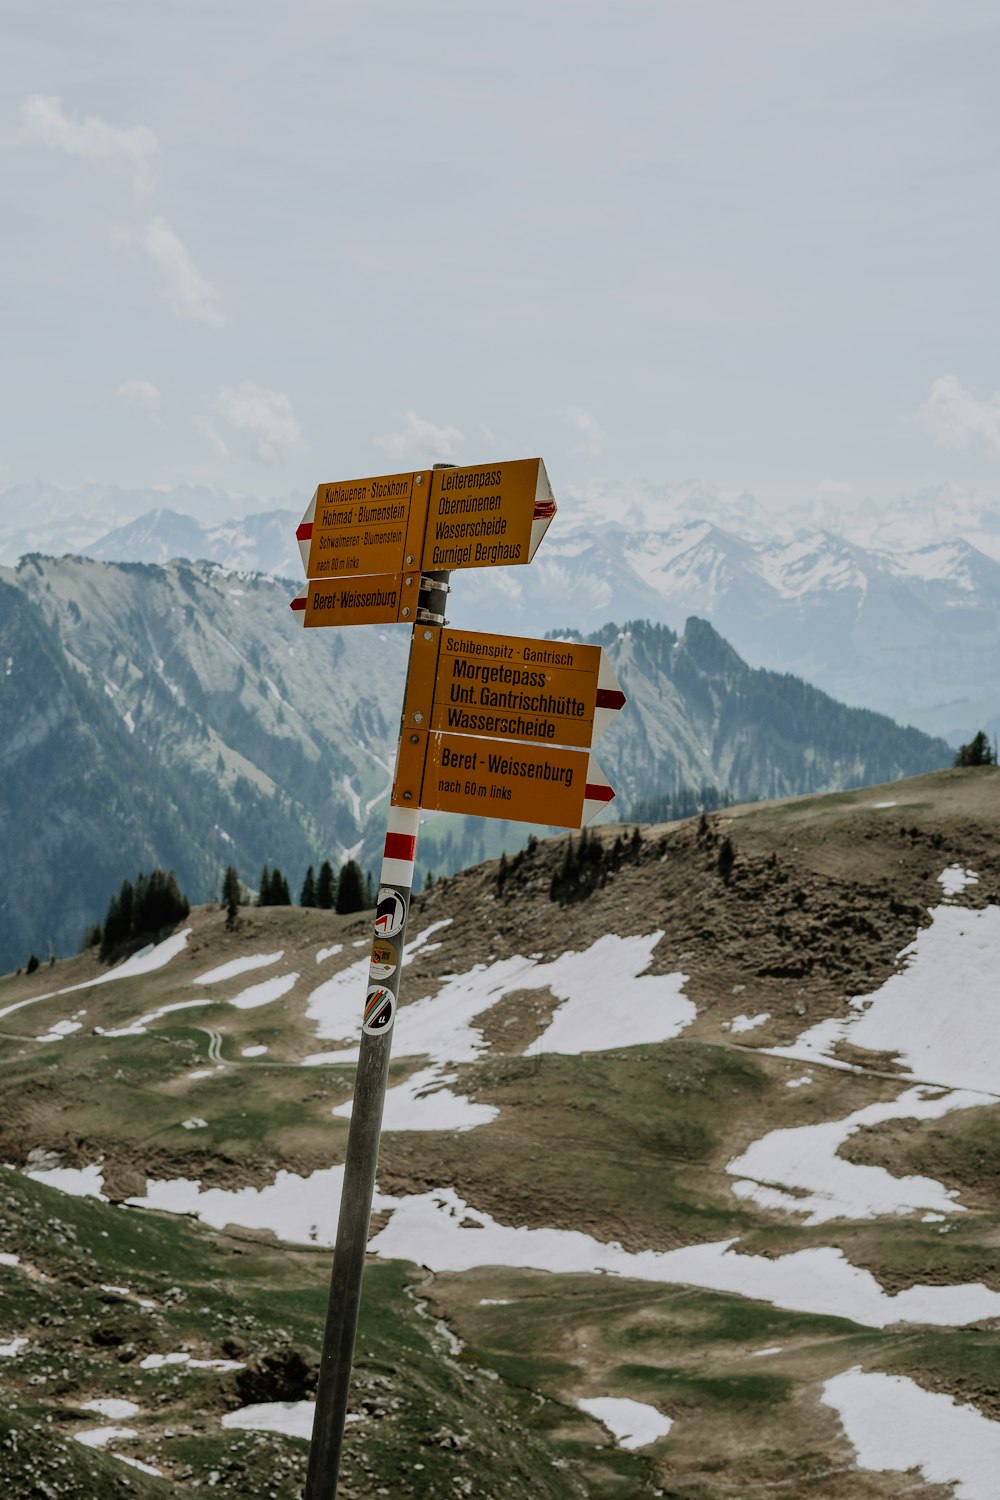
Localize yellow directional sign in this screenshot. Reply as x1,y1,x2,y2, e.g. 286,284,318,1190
393,729,614,829
392,625,623,827
399,627,626,750
296,458,556,583
289,574,420,628
422,458,555,572
297,470,430,581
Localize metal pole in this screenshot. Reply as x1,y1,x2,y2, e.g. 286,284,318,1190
305,471,453,1499
303,803,420,1499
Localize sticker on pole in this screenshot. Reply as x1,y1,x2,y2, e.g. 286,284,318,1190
369,939,398,981
374,888,406,938
363,985,396,1035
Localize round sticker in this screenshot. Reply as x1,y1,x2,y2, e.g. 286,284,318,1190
363,984,395,1035
374,887,406,939
370,939,398,981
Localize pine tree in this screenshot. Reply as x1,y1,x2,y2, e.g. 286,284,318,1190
336,859,366,915
316,860,336,910
300,866,317,907
258,864,272,906
954,731,996,767
222,865,241,930
270,868,291,905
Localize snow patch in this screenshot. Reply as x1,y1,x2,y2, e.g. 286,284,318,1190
100,998,213,1038
939,865,979,899
227,973,298,1010
74,1425,136,1449
139,1351,244,1371
727,1085,982,1224
194,952,283,985
25,1163,106,1199
36,1019,83,1044
342,774,362,824
368,1188,1000,1329
334,1065,499,1133
729,1012,770,1035
822,1367,1000,1499
769,894,1000,1095
577,1396,672,1449
221,1400,358,1440
81,1399,141,1419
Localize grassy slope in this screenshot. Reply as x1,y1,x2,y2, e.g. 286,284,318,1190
0,765,998,1496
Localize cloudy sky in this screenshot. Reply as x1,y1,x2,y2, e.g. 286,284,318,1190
2,0,998,519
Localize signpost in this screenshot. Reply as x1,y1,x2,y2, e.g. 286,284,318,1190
298,458,624,1500
292,458,556,613
289,574,420,628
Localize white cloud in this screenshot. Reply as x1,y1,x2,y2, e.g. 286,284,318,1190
196,416,229,458
376,412,464,465
918,375,1000,457
117,379,160,414
214,382,300,464
561,407,605,459
137,217,223,327
15,94,157,193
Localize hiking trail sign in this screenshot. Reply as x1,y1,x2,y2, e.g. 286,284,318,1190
293,456,556,590
297,457,624,1500
392,625,625,825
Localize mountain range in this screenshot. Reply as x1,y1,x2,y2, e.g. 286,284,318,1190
2,478,996,740
0,553,950,975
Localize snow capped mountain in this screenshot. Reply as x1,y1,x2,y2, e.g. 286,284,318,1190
83,507,303,579
3,477,999,728
0,481,302,569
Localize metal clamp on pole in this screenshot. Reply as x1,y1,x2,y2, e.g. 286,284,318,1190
416,569,450,625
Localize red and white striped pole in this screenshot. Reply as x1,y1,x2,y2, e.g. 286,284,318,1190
304,548,452,1500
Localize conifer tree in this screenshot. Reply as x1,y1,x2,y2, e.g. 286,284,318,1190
954,731,996,767
270,868,291,905
336,859,366,914
300,865,317,907
316,860,336,910
222,865,241,929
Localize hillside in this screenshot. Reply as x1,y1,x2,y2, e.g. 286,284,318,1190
0,768,998,1496
7,479,993,736
576,618,950,814
0,555,950,975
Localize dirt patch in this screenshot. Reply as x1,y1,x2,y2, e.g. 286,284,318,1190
473,987,561,1054
840,1105,1000,1214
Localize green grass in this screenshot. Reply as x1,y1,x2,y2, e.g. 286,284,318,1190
409,1043,771,1250
613,1363,792,1409
0,1170,664,1498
